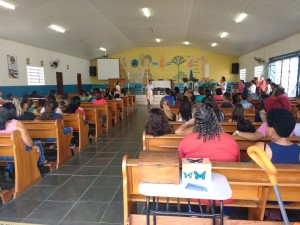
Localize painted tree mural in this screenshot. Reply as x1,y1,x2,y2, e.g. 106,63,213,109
172,55,186,82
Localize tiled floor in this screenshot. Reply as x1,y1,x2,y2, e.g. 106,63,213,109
0,105,146,225
1,105,300,224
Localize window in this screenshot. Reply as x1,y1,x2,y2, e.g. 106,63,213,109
269,55,299,97
254,65,263,77
27,66,45,85
239,69,246,81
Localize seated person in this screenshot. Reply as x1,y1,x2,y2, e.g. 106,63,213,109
163,88,176,107
178,96,192,122
234,94,291,141
178,104,240,162
255,108,300,164
145,108,174,136
203,96,225,122
194,87,206,103
213,88,224,101
0,104,46,179
228,103,244,122
160,98,176,121
220,92,233,108
27,99,38,115
240,93,253,109
93,90,107,105
13,97,36,120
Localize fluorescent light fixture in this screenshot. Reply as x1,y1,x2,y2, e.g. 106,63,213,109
0,0,15,10
220,32,228,38
235,13,247,23
184,41,190,46
99,47,106,51
211,43,217,47
155,38,161,43
49,24,66,33
142,8,150,18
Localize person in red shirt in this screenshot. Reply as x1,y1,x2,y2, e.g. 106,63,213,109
93,90,107,105
178,104,240,162
259,75,266,92
238,80,245,94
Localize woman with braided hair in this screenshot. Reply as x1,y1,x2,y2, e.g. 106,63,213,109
178,104,240,162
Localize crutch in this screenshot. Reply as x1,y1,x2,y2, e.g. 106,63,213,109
247,146,289,225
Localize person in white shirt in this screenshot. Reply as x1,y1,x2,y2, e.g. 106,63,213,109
248,79,258,99
145,80,154,105
115,81,121,94
266,78,272,95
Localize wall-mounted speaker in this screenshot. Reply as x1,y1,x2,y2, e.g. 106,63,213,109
90,66,97,76
231,63,239,74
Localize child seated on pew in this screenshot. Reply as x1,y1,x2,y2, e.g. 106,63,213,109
40,101,73,147
0,104,46,180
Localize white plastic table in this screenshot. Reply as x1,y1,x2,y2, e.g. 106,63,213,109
139,172,232,225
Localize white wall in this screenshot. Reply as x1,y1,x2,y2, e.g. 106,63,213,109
0,38,90,86
238,32,300,81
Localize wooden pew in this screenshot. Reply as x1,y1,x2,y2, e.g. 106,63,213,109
128,95,135,112
128,214,294,225
122,154,300,225
84,108,103,139
169,121,262,133
220,122,262,134
121,96,130,116
106,100,120,124
63,113,89,151
107,99,125,121
0,131,41,204
80,102,112,132
22,119,72,168
142,132,300,161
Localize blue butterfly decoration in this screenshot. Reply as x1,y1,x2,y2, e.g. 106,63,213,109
183,172,193,179
194,171,206,180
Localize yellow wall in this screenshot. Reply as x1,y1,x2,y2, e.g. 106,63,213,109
91,46,237,84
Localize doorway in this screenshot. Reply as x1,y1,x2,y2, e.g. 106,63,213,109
56,72,63,94
77,73,82,92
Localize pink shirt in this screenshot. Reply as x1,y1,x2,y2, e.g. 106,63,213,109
213,95,224,101
93,99,107,105
238,83,245,93
178,132,240,162
0,119,17,134
76,108,86,117
256,122,295,137
259,80,266,92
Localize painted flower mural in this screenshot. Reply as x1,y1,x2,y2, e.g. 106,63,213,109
171,55,186,82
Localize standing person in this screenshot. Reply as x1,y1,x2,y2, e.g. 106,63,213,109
265,78,272,95
219,76,227,94
259,75,266,92
145,80,154,105
238,80,245,94
115,81,121,94
248,80,258,99
254,77,259,87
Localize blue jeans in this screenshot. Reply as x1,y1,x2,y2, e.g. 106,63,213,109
0,140,46,173
40,127,73,142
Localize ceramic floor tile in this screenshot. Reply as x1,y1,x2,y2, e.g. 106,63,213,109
26,201,75,221
107,158,123,167
86,158,112,166
52,165,82,175
101,166,122,177
18,186,59,201
92,176,122,188
95,152,117,158
62,175,97,187
48,186,87,201
0,199,42,218
100,202,123,224
80,187,118,202
75,166,105,175
35,174,71,186
23,218,60,225
63,202,109,222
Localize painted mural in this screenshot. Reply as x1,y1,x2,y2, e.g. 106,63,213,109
119,52,212,84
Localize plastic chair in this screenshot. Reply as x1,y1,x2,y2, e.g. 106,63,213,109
247,145,289,225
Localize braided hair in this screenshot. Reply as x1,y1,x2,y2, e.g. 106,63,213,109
193,104,223,142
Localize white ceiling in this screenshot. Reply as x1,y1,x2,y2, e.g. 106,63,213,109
0,0,300,59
